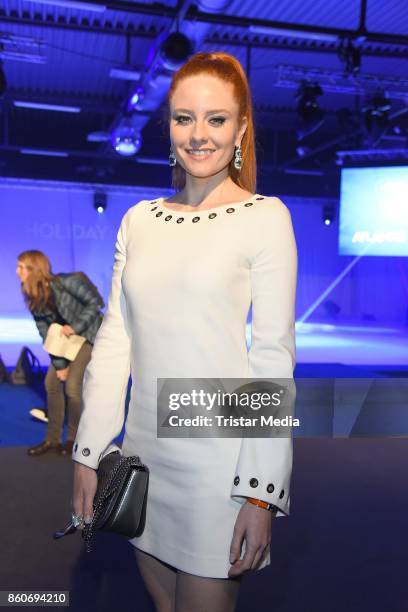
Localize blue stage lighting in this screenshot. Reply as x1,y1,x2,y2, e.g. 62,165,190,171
94,192,107,214
362,94,391,147
323,204,335,225
159,33,193,71
128,87,145,111
296,81,324,141
111,119,142,157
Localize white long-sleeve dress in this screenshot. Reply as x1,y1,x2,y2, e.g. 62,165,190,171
73,193,298,578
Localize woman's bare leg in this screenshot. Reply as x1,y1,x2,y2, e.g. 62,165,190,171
175,570,242,612
134,548,177,612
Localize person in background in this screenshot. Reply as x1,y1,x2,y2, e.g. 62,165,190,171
16,250,104,456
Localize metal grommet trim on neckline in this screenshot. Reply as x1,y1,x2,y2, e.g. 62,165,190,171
149,197,264,221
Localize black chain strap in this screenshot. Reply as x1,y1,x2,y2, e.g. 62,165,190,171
82,455,145,552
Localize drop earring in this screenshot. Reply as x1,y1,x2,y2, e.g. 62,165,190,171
169,147,177,167
234,145,242,170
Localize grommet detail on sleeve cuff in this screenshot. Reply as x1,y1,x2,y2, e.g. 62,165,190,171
233,476,240,486
249,478,259,488
267,483,275,493
279,489,285,499
82,448,90,457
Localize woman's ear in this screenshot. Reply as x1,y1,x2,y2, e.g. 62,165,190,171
236,116,248,147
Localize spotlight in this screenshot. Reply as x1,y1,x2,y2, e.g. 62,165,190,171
296,81,324,141
94,192,107,214
296,145,311,157
159,32,193,71
111,117,142,157
362,94,391,147
127,86,145,112
0,59,7,97
323,204,335,225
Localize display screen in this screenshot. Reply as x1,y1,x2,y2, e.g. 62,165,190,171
339,166,408,256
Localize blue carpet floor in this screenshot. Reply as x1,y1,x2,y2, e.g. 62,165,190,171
0,368,128,447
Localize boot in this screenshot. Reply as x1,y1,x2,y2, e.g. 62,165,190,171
27,440,62,456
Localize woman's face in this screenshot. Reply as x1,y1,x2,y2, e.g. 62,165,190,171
169,74,247,181
16,260,30,283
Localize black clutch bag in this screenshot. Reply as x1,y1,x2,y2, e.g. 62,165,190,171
53,446,149,551
82,449,149,552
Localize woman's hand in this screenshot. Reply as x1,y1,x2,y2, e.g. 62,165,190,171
228,500,273,578
56,367,70,381
72,461,98,528
61,324,75,338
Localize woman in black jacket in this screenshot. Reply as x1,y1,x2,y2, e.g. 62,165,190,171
16,250,104,456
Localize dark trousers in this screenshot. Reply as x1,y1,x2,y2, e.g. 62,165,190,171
45,341,93,443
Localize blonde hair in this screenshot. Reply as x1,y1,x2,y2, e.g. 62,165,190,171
18,250,55,312
167,51,256,193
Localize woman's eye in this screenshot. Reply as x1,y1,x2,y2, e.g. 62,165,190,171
174,115,191,124
211,117,225,125
174,115,225,125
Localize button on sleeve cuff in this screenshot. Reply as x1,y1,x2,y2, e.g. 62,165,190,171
230,437,292,517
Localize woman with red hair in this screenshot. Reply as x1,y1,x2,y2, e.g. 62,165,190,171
72,52,297,611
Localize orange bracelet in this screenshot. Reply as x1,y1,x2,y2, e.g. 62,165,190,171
247,497,277,512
